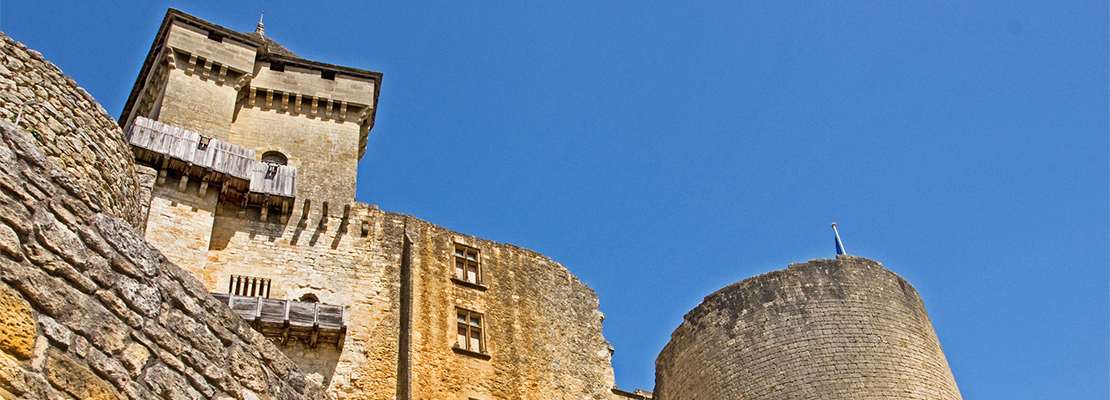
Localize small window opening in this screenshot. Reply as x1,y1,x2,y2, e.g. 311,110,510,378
197,136,210,150
270,62,285,72
261,151,287,165
207,31,224,43
265,164,278,179
321,70,336,80
229,275,271,298
299,293,319,303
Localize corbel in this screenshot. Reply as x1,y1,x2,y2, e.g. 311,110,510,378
300,199,312,227
186,54,198,75
234,75,252,91
216,65,228,85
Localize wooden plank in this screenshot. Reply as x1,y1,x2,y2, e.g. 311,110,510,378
316,304,345,330
249,163,297,198
258,298,287,324
228,296,260,320
288,302,317,328
211,293,230,305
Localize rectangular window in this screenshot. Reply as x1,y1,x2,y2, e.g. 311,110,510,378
455,309,484,353
454,245,481,284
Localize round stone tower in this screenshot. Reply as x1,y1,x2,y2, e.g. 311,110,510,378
654,255,961,400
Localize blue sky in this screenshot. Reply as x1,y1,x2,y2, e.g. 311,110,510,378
4,1,1107,397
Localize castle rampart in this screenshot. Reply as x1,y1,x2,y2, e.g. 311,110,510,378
0,32,143,228
654,256,961,399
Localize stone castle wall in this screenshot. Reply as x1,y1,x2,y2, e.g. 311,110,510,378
142,173,219,273
654,256,961,400
0,121,328,399
202,201,403,399
403,217,617,400
192,201,621,400
227,107,362,209
0,32,143,228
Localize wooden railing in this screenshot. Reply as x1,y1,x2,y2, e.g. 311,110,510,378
127,116,297,200
249,163,296,198
211,293,345,348
127,116,255,180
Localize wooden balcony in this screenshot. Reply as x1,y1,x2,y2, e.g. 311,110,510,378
126,116,297,211
211,294,346,348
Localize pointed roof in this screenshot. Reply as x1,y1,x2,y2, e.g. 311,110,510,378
239,31,301,59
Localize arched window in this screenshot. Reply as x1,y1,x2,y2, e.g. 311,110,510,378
261,151,287,165
299,293,319,303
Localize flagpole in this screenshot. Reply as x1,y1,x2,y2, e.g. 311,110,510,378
831,223,846,256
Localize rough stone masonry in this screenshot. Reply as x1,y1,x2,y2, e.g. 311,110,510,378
0,27,331,399
0,119,329,399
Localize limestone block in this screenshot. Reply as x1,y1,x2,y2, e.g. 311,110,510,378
37,316,70,350
0,283,35,359
44,349,121,400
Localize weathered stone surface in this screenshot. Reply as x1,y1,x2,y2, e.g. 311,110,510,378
0,352,30,397
0,34,329,400
119,342,150,376
654,256,962,400
37,316,70,350
0,223,22,260
0,33,142,228
116,276,161,318
33,209,87,268
44,350,120,400
95,215,161,277
0,283,35,359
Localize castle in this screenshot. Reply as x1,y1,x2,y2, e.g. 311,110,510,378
0,8,961,400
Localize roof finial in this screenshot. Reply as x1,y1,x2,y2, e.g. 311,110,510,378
255,11,265,35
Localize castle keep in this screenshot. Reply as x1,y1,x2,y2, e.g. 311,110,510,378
0,7,960,400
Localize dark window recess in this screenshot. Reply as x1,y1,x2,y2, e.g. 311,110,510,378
229,275,272,298
261,151,287,165
265,164,278,179
207,31,224,42
270,62,285,72
321,70,336,80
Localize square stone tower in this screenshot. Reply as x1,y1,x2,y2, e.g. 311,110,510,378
121,8,381,209
117,9,621,399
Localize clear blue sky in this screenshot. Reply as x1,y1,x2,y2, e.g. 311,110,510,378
4,1,1106,397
